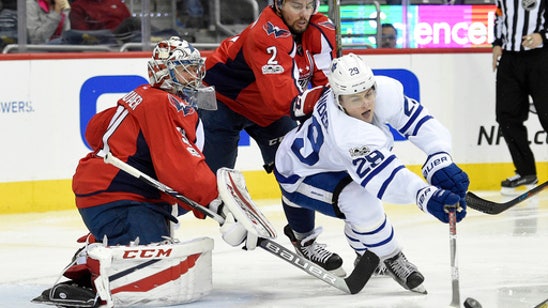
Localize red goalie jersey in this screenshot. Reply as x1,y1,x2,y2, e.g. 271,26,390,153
72,85,217,218
203,6,336,127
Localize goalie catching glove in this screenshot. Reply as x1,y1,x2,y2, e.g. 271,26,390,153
416,186,466,223
422,152,469,198
209,198,259,250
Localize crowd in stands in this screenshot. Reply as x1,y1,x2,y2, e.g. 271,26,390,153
0,0,493,52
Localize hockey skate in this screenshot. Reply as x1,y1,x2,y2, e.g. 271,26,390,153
383,251,427,294
354,252,387,277
284,224,346,277
31,280,98,307
501,173,538,196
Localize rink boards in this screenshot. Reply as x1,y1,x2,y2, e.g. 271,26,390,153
0,50,546,213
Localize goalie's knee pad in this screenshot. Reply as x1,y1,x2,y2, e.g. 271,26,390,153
87,237,214,307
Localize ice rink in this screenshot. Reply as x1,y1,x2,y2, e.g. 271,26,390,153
1,190,547,308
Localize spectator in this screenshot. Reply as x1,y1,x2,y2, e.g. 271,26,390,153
70,0,130,31
492,0,547,195
66,0,140,44
274,53,469,294
26,0,71,44
0,0,17,48
177,0,204,28
380,23,397,48
199,0,342,275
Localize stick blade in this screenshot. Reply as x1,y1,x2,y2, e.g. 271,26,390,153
465,191,500,215
344,250,380,294
534,298,548,308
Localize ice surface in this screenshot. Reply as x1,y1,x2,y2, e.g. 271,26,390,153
1,191,547,308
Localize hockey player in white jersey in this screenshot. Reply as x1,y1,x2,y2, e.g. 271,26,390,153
275,53,469,294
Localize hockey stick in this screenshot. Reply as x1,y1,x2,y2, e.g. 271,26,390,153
534,298,548,308
466,180,548,215
103,153,379,294
446,205,482,308
446,206,460,308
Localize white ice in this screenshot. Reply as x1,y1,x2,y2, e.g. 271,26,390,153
1,191,547,308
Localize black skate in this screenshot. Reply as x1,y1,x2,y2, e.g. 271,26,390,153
31,281,98,308
501,173,538,196
383,251,427,294
284,224,346,277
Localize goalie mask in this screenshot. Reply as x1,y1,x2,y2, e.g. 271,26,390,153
148,36,216,110
327,53,376,110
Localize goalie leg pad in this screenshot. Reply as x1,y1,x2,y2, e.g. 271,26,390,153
87,237,214,307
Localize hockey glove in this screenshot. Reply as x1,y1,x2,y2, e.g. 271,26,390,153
290,85,328,122
210,198,257,249
416,186,466,223
422,152,469,198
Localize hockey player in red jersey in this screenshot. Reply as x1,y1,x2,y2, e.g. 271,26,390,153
72,36,225,246
199,0,345,276
200,0,335,171
32,37,260,308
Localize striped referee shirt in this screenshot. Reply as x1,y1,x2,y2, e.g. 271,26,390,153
493,0,548,51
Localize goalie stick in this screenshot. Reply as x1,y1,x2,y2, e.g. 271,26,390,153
466,180,548,215
103,153,379,294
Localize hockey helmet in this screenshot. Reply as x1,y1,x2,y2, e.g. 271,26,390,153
147,36,205,93
327,53,376,109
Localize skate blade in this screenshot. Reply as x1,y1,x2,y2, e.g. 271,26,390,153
410,284,428,294
330,266,347,278
501,183,537,196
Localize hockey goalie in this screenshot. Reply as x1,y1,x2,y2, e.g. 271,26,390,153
32,37,276,307
33,168,274,308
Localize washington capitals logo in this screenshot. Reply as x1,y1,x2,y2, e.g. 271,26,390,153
168,94,195,116
263,22,290,38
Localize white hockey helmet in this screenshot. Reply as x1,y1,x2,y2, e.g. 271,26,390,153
327,53,376,109
273,0,320,13
147,36,205,93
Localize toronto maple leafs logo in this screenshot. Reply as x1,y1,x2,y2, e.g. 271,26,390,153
331,61,337,73
263,22,291,38
168,94,195,116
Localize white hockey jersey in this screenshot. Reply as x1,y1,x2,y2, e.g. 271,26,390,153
275,76,453,205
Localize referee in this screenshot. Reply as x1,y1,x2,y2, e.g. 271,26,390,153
492,0,548,195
